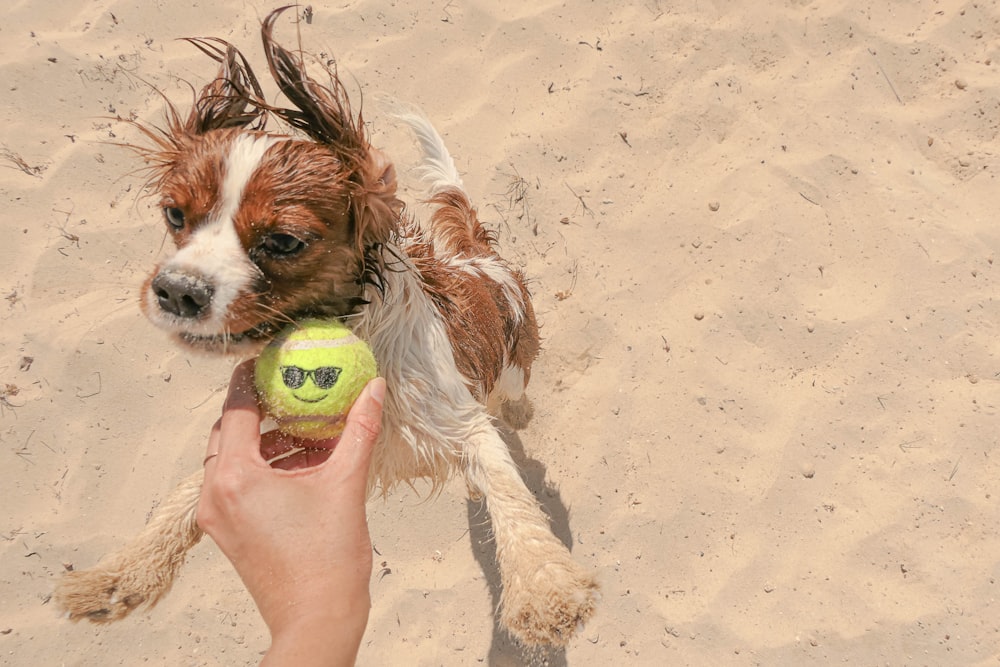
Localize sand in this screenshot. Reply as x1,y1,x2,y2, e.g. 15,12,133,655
2,1,999,664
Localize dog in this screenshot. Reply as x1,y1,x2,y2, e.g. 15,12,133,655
53,7,597,649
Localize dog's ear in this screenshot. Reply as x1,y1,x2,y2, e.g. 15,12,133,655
355,148,402,247
261,6,400,247
121,38,267,181
260,8,366,160
180,37,267,134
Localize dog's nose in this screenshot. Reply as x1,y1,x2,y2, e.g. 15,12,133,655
151,271,214,319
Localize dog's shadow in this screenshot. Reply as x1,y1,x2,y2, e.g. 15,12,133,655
466,421,573,667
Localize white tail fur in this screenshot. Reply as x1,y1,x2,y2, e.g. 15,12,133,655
380,98,463,194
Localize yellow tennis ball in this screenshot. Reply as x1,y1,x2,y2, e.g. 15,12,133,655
254,319,377,439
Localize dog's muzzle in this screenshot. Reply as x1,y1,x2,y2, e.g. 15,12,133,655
151,270,215,319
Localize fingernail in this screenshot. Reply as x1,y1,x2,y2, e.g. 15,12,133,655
369,377,386,406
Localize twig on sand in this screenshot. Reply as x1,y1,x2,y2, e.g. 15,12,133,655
869,48,903,105
565,183,593,218
948,456,961,482
1,148,45,177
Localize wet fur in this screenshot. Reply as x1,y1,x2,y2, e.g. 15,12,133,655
54,7,596,648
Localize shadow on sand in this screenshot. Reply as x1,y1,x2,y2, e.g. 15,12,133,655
466,421,578,667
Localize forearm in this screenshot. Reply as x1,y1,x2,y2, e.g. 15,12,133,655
261,598,370,667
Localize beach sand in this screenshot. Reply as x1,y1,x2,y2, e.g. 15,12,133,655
2,1,999,664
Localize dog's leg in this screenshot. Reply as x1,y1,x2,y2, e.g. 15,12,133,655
55,469,204,622
465,420,598,647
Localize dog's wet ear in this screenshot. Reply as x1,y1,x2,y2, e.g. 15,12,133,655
260,6,400,247
260,7,367,167
181,37,267,134
356,149,402,247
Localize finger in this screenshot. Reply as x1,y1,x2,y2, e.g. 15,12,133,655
323,377,385,486
203,418,223,469
216,360,264,466
223,359,260,415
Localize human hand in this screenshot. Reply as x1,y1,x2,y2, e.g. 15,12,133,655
196,360,385,666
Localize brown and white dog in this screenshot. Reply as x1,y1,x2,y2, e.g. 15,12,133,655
54,7,597,648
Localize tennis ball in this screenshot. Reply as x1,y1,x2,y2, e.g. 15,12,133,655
254,319,377,439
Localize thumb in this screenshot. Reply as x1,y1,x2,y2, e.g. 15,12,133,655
324,377,385,485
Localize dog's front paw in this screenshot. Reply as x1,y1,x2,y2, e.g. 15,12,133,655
499,394,534,430
54,565,151,622
500,558,599,648
53,469,204,623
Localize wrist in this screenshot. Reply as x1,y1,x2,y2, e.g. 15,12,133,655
261,592,370,667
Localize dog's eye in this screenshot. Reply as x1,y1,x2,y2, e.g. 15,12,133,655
262,233,306,256
163,207,185,230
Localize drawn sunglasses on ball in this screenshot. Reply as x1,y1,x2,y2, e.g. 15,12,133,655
280,365,342,390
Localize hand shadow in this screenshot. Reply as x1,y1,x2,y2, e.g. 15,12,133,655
466,421,574,667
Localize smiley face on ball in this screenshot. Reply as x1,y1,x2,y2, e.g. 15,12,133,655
255,319,377,440
279,362,342,404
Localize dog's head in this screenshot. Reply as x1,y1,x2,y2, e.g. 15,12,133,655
135,8,400,354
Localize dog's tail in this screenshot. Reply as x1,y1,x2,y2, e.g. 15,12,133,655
382,100,499,256
382,100,463,195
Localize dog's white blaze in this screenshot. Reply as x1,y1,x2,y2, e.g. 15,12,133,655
154,134,283,334
219,134,283,224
